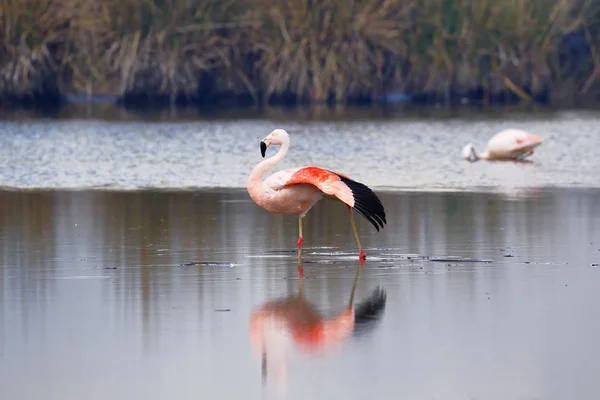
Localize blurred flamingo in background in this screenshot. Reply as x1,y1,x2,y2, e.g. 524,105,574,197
249,261,387,386
462,128,544,162
247,129,386,265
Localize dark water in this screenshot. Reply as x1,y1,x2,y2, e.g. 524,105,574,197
1,188,600,399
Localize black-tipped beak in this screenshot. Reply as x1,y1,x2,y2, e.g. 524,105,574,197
261,352,267,383
260,141,267,158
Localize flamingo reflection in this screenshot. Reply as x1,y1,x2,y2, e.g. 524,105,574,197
249,259,387,386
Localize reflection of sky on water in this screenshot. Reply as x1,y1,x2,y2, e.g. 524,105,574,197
0,189,599,399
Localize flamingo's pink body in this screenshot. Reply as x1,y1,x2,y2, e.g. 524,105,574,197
249,299,356,386
249,297,355,357
249,167,352,217
247,129,386,263
463,128,544,162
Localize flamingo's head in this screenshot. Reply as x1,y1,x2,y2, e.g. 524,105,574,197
462,143,478,162
260,129,289,157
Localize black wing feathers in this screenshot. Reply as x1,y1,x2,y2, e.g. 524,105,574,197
337,174,387,231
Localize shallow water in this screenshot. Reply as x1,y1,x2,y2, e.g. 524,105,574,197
0,105,599,191
1,188,599,400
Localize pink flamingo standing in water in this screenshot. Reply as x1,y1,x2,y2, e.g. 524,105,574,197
247,129,387,265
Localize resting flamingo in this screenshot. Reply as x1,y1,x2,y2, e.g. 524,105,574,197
249,260,386,386
247,129,386,264
462,129,544,162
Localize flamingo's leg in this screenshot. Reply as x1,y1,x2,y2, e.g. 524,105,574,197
297,216,304,280
349,207,366,265
297,216,304,260
347,261,362,308
298,258,304,295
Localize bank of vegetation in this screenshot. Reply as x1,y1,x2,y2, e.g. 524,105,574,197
1,0,600,108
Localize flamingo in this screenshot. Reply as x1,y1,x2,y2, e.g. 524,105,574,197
462,129,544,162
249,260,387,385
247,129,386,265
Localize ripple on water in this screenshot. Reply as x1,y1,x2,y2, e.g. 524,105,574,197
179,262,238,268
1,111,600,190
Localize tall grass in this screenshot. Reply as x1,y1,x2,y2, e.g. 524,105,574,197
65,0,246,102
247,0,411,103
0,0,75,103
1,0,599,106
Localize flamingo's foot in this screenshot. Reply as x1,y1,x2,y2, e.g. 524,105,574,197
359,250,366,266
297,237,304,248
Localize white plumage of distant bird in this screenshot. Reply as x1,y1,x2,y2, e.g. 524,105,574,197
462,129,544,162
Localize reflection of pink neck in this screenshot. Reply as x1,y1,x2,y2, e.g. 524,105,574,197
252,316,292,389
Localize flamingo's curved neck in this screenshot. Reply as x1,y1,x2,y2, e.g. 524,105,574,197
248,139,290,187
472,146,487,161
259,315,291,389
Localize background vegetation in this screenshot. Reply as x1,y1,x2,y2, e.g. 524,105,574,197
1,0,600,107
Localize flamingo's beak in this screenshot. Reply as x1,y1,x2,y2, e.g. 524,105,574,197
260,141,267,158
261,352,267,383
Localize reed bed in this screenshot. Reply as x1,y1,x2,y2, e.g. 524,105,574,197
0,0,74,104
1,0,599,106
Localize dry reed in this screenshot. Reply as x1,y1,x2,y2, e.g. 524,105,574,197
0,0,75,103
0,0,599,106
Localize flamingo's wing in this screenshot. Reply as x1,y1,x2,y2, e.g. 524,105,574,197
281,167,386,231
510,129,543,150
490,129,543,153
353,286,387,338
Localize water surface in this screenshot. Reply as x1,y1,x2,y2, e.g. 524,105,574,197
0,105,599,191
1,188,599,399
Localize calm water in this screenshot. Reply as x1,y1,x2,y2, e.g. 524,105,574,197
0,105,599,191
1,188,600,400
